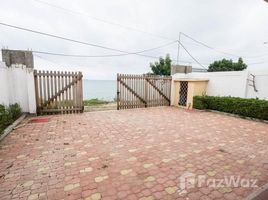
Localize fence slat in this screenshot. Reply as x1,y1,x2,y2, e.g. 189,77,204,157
38,71,43,109
54,71,57,111
79,72,83,113
43,72,47,103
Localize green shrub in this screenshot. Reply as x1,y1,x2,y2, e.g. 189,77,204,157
193,96,268,120
0,103,22,134
192,96,208,110
8,103,22,120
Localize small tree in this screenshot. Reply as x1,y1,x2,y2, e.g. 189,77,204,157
150,54,171,75
208,57,247,72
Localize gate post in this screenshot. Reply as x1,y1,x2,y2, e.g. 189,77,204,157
117,74,119,110
79,72,84,113
33,70,39,114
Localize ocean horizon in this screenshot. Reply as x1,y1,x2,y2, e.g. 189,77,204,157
83,79,117,101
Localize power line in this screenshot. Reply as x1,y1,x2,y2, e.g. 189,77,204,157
0,21,211,66
31,0,211,65
181,32,242,58
0,22,131,54
0,22,201,64
34,48,209,65
33,41,178,58
34,50,211,70
26,0,267,62
181,33,268,59
18,0,268,61
179,41,207,69
33,50,128,58
32,0,205,47
0,22,179,60
34,54,60,65
33,49,198,64
3,44,209,65
176,33,182,65
33,0,174,41
33,0,242,52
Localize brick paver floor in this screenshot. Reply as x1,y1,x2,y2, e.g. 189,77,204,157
0,107,268,200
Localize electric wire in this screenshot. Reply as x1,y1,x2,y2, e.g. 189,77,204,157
0,22,202,64
32,41,177,58
180,32,241,58
0,22,180,61
178,41,207,69
33,0,260,60
33,0,174,41
0,22,191,62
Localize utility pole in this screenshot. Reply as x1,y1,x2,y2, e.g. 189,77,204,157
176,32,182,65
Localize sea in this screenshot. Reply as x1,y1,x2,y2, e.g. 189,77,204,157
83,80,117,101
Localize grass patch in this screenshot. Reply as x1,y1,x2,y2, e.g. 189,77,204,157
83,98,111,106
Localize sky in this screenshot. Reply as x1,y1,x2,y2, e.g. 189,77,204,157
0,0,268,80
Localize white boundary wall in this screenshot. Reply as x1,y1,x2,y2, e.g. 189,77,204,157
172,70,268,100
0,62,36,113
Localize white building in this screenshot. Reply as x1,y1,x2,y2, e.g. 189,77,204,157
171,70,268,107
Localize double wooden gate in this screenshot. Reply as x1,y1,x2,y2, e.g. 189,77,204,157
117,74,172,110
34,70,83,114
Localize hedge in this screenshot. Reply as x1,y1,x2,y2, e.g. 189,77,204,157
193,96,268,120
0,103,22,134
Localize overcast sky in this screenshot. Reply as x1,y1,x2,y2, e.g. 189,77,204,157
0,0,268,80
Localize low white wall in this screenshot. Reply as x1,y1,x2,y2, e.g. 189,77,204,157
0,62,9,105
0,62,36,113
172,70,268,102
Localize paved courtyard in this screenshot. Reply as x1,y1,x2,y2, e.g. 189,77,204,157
0,107,268,200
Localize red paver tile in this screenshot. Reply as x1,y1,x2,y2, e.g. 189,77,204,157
0,107,267,200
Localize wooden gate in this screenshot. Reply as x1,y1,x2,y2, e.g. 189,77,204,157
117,74,172,110
34,70,83,114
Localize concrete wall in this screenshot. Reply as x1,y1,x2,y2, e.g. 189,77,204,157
172,70,268,102
0,62,36,113
171,65,192,75
2,49,34,68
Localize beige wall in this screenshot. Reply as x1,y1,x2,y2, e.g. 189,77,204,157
171,80,208,109
172,81,180,106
